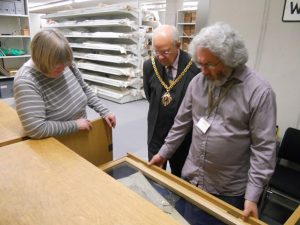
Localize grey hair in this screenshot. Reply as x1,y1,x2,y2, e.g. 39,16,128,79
189,22,248,68
152,24,180,45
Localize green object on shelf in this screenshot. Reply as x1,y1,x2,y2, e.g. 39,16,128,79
0,47,26,56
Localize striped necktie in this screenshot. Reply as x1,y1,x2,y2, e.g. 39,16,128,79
166,65,173,80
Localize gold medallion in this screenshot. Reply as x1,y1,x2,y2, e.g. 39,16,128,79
151,57,193,107
161,92,172,106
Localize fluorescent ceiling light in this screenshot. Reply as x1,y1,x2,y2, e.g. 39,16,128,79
74,0,92,2
29,0,72,12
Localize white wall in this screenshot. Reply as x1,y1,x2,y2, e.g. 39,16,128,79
208,0,266,68
258,1,300,135
207,0,300,136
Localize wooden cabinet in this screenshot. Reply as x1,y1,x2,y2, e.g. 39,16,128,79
0,100,27,146
0,138,179,225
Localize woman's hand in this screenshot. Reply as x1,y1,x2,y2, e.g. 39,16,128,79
76,118,92,131
104,113,116,128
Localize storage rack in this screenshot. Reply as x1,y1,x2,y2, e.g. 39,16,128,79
176,9,196,51
0,0,31,79
42,3,147,103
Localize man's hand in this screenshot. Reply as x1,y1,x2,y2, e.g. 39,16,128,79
104,113,116,128
243,200,258,220
148,153,166,168
76,118,92,131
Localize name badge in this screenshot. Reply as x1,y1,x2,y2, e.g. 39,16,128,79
197,117,211,134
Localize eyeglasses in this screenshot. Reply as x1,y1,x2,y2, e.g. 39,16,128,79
152,50,177,56
198,61,221,69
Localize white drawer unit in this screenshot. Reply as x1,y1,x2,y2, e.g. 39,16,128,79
42,2,149,103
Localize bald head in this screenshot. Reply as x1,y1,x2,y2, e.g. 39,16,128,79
152,25,179,46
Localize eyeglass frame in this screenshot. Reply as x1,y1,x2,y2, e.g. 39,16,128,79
197,60,221,69
152,49,178,56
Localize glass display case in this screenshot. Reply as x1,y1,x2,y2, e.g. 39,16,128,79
100,153,267,225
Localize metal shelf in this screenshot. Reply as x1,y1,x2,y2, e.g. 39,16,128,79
0,1,31,74
42,6,137,19
0,14,28,18
0,35,30,38
0,54,31,59
42,2,144,103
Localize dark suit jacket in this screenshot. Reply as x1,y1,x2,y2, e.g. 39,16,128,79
143,50,200,148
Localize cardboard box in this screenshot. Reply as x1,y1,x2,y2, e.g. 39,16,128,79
184,12,192,23
191,26,195,35
191,11,196,23
183,25,191,36
183,25,195,36
181,39,190,51
0,79,13,98
21,28,29,36
183,26,189,36
15,0,25,15
0,1,16,14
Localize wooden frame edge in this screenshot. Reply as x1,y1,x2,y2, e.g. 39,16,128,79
284,205,300,225
99,153,267,225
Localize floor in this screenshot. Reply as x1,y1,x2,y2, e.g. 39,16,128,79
97,98,149,161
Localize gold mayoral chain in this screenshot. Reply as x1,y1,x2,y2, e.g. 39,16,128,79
151,57,193,106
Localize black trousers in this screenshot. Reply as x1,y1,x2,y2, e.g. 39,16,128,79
148,130,192,177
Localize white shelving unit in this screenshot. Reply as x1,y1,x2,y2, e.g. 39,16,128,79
0,0,31,78
42,2,147,103
176,9,196,51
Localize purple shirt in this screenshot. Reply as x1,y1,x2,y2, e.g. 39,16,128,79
159,65,277,202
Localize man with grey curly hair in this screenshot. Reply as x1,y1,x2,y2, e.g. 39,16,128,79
150,22,277,224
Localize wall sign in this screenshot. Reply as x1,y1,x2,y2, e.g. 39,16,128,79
283,0,300,22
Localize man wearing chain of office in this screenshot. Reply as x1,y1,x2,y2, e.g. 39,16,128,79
143,24,200,177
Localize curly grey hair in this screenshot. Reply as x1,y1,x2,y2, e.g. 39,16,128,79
188,22,248,68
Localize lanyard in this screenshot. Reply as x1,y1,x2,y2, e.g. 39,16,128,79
207,80,235,117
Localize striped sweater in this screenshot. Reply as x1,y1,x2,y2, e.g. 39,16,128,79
13,59,110,139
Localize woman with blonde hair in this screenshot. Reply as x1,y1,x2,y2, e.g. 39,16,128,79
14,29,116,139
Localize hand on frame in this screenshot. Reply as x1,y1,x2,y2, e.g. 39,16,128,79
76,118,92,131
148,153,166,168
243,200,258,221
104,113,116,128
